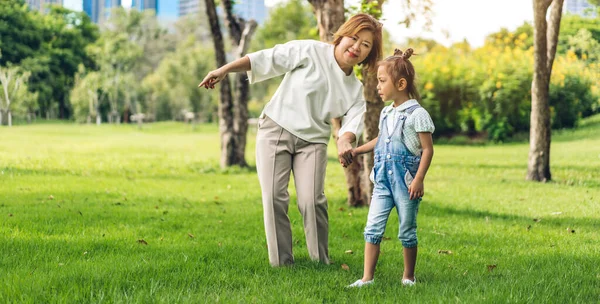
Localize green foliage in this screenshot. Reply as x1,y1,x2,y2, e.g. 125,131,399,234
416,40,600,141
142,40,216,122
251,0,318,51
0,0,43,65
0,1,99,119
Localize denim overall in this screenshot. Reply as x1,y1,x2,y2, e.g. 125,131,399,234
364,105,422,248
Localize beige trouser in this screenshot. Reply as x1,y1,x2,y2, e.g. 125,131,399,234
256,115,330,266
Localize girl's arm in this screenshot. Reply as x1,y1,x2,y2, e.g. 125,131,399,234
198,56,251,89
408,132,434,200
353,137,378,155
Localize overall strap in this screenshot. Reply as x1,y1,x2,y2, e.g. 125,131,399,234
404,104,422,115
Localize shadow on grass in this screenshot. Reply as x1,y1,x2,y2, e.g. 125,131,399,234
426,203,599,230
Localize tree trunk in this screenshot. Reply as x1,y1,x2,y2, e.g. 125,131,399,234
360,0,385,205
204,0,235,168
528,0,563,182
361,67,385,204
222,0,258,168
307,0,345,42
308,0,370,206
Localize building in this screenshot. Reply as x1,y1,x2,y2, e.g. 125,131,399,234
233,0,267,24
564,0,597,17
130,0,156,11
25,0,63,12
179,0,267,24
179,0,200,17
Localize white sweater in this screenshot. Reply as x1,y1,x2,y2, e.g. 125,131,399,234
247,40,366,145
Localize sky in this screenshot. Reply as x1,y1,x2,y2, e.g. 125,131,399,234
266,0,534,48
63,0,534,48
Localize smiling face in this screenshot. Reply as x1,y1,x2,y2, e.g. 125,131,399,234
334,29,374,74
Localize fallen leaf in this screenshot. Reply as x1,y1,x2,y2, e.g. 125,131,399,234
338,207,345,212
347,212,353,217
345,250,354,254
533,218,541,222
382,236,392,241
49,195,54,200
8,213,12,217
487,264,497,272
438,250,453,255
341,264,350,271
155,205,159,209
188,233,195,238
138,239,148,245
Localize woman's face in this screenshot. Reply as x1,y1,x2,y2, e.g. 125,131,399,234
334,29,374,71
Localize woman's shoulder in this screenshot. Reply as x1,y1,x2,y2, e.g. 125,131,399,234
285,39,330,49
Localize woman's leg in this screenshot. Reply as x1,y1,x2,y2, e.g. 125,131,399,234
256,116,295,266
292,140,329,264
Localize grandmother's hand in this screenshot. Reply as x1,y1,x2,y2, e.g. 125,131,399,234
337,139,353,168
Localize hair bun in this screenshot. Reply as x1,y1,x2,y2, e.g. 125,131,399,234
393,48,403,57
402,48,414,60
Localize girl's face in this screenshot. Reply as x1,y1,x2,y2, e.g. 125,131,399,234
376,65,401,102
334,29,374,72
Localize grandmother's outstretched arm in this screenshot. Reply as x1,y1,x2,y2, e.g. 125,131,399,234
198,56,251,89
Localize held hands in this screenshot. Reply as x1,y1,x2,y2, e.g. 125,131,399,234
198,68,227,89
337,141,354,168
408,178,424,200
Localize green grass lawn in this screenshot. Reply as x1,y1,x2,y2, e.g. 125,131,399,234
1,116,599,303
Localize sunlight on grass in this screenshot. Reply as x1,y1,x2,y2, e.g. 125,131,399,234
1,118,599,302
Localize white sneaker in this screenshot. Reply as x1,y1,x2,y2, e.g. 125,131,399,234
402,278,416,286
346,279,374,288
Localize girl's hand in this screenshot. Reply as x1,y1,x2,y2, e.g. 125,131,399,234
198,68,227,89
408,178,424,200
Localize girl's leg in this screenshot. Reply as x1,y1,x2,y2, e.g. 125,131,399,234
395,190,420,281
360,182,394,281
403,246,417,281
362,242,380,281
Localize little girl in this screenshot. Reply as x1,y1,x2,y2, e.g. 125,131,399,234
347,48,434,287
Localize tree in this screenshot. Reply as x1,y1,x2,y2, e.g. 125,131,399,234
0,64,36,127
204,0,257,168
528,0,564,182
